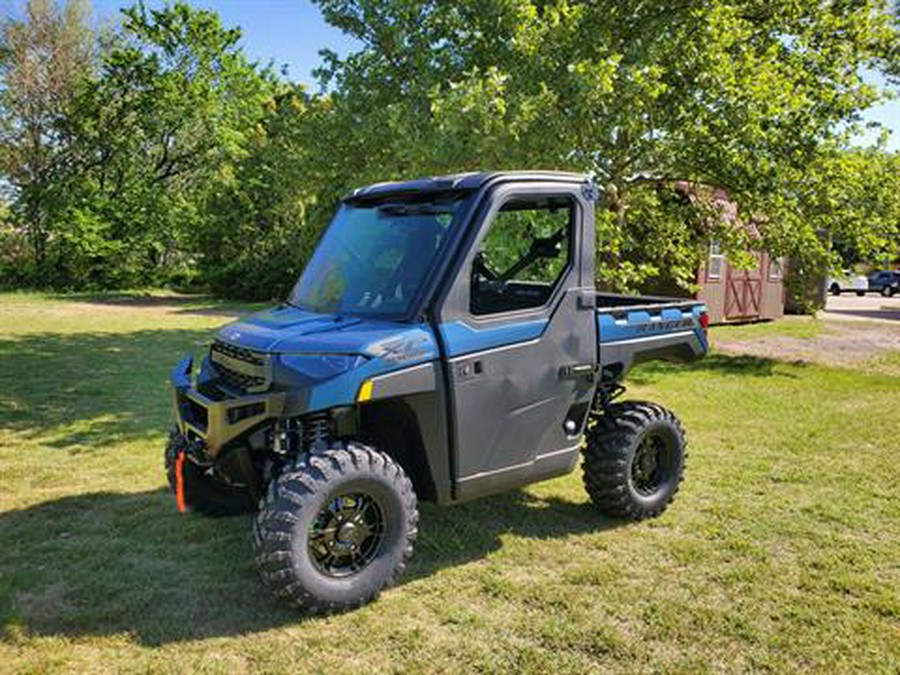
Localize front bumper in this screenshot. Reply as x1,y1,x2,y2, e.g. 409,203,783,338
171,356,286,458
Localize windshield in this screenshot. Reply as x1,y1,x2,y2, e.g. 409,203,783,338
289,196,467,317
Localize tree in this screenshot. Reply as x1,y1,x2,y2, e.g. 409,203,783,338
807,148,900,266
59,1,275,286
311,0,900,291
0,0,93,281
0,1,276,288
198,85,325,299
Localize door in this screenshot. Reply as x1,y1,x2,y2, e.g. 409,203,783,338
725,256,763,320
437,183,598,501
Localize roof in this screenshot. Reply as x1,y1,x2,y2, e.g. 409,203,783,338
346,170,589,202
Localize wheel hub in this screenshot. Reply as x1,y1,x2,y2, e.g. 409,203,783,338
308,492,386,577
631,433,671,496
637,447,658,476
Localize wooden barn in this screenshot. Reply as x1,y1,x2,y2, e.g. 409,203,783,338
638,179,789,324
695,244,786,324
676,182,788,324
632,181,788,324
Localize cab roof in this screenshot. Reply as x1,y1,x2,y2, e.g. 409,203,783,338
346,170,590,203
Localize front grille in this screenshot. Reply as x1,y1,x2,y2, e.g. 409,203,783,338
210,340,271,393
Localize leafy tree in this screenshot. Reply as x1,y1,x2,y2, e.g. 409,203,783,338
312,0,900,291
0,0,93,282
807,147,900,265
0,1,275,288
199,85,325,299
59,1,274,287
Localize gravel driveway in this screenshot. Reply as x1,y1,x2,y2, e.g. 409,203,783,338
713,294,900,369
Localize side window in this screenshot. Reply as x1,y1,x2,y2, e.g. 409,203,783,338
470,196,574,316
769,256,783,280
707,241,724,281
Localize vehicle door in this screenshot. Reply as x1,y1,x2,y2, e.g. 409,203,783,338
436,182,597,500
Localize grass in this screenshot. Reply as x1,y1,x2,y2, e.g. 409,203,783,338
710,315,826,342
1,292,899,673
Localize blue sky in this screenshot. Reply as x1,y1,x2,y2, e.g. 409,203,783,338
4,0,899,149
87,0,362,86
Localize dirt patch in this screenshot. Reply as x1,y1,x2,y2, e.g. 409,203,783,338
714,319,900,369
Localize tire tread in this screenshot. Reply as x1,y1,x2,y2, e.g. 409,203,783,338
251,441,418,614
582,401,686,521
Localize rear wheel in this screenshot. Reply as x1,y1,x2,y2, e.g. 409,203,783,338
856,290,865,297
164,429,256,517
882,286,895,298
830,283,841,296
582,402,686,520
251,442,418,614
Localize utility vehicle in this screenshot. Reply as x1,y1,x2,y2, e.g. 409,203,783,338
167,171,709,613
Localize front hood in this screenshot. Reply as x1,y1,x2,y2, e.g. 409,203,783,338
216,304,436,362
207,305,438,413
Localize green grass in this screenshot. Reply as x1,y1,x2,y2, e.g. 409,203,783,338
710,315,826,342
1,293,898,673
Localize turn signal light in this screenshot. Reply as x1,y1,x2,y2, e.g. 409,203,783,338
357,379,374,403
699,311,710,331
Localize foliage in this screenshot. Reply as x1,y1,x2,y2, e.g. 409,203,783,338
55,1,274,288
0,0,94,283
0,0,899,300
810,148,900,265
313,0,900,291
0,1,275,289
197,87,325,299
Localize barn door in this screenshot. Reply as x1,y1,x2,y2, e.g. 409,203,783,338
725,256,762,320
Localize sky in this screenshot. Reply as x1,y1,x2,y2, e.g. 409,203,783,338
2,0,899,149
87,0,362,87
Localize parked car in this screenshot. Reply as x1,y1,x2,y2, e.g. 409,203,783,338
866,270,899,297
827,270,868,296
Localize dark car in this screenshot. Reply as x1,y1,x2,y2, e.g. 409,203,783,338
867,270,900,297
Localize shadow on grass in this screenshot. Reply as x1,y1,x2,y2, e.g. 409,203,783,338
629,352,800,386
46,291,261,318
0,329,213,449
0,488,620,646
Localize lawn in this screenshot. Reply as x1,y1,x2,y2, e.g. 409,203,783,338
1,293,898,674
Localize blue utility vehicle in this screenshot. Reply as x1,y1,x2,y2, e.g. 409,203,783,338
167,171,709,612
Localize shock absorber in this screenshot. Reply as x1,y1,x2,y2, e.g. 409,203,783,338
270,418,300,456
301,414,332,453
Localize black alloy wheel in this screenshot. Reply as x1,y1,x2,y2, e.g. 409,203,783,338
252,442,418,614
308,492,387,577
630,433,676,497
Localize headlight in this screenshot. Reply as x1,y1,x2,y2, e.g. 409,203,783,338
278,353,366,383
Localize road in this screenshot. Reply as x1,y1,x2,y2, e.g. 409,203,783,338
822,292,900,323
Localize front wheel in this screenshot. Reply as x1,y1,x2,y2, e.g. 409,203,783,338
882,286,895,298
830,283,841,296
582,402,686,521
251,443,418,614
856,290,865,297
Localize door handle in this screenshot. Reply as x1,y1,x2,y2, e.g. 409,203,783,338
559,363,598,379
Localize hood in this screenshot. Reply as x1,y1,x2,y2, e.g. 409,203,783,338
215,304,437,362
